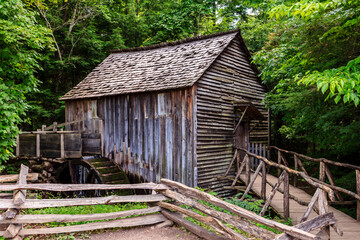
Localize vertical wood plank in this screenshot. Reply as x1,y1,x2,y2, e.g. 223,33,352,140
261,162,266,200
60,129,64,159
246,154,250,186
283,171,290,220
293,154,298,187
36,129,40,158
277,150,281,177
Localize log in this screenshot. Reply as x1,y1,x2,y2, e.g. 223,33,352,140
0,174,38,183
161,179,319,240
156,202,230,238
161,210,225,240
300,189,320,223
283,171,290,220
0,206,161,224
157,201,247,240
261,163,266,199
231,155,247,187
325,165,343,201
16,214,166,236
1,209,18,219
276,212,337,240
240,161,264,201
0,183,169,192
159,189,276,240
13,165,28,205
0,194,167,209
3,224,21,238
260,171,285,217
223,149,237,176
270,146,360,171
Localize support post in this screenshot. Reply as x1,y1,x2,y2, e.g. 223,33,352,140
36,129,40,158
60,129,64,159
52,122,57,132
261,163,267,200
283,171,290,220
277,151,281,177
294,154,298,187
246,154,250,186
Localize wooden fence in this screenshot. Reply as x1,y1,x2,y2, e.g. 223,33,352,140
0,165,338,240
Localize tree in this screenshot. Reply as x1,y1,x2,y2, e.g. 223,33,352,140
0,0,53,167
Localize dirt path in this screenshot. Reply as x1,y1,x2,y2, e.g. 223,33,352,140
83,226,201,240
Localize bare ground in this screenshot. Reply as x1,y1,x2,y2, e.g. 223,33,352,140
82,226,201,240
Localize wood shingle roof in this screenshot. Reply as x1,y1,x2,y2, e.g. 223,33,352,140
60,31,240,100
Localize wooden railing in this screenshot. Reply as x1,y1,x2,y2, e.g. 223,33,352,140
0,166,337,240
270,146,360,221
222,148,347,239
14,118,103,159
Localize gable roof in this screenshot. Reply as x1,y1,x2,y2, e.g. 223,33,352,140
60,30,255,100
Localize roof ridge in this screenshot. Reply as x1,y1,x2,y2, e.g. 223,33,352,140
111,29,240,54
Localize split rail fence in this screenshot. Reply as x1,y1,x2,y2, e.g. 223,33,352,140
0,165,337,240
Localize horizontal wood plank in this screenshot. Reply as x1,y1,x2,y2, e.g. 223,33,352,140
0,194,167,209
0,206,161,224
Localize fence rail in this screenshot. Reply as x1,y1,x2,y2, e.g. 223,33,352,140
1,165,338,240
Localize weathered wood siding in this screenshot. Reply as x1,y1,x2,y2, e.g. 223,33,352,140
196,37,268,196
65,88,197,186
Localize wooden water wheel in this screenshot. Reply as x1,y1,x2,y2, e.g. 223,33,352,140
57,158,132,196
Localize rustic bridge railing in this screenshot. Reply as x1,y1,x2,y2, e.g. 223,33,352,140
14,118,103,159
1,165,337,240
221,146,360,239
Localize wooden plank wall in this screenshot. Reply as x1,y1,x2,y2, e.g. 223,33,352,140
65,88,196,187
196,37,268,196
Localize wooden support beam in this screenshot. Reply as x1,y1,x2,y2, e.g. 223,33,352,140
224,149,237,177
60,129,64,159
240,161,264,201
36,130,40,157
325,165,343,201
15,136,19,157
261,163,267,200
231,155,247,187
260,171,285,217
233,106,248,134
283,171,290,220
300,189,320,223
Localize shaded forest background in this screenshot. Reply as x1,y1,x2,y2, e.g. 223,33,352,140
1,0,359,170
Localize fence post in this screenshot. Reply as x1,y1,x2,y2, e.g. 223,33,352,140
261,163,267,200
246,154,250,186
283,171,290,220
52,122,58,132
60,129,65,159
277,150,281,177
357,170,360,221
36,129,40,158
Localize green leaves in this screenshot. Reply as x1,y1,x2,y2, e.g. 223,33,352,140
300,56,360,106
0,0,53,166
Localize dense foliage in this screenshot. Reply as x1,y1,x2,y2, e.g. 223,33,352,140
0,0,359,166
0,0,52,166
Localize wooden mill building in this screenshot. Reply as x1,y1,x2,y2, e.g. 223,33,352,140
60,30,269,196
